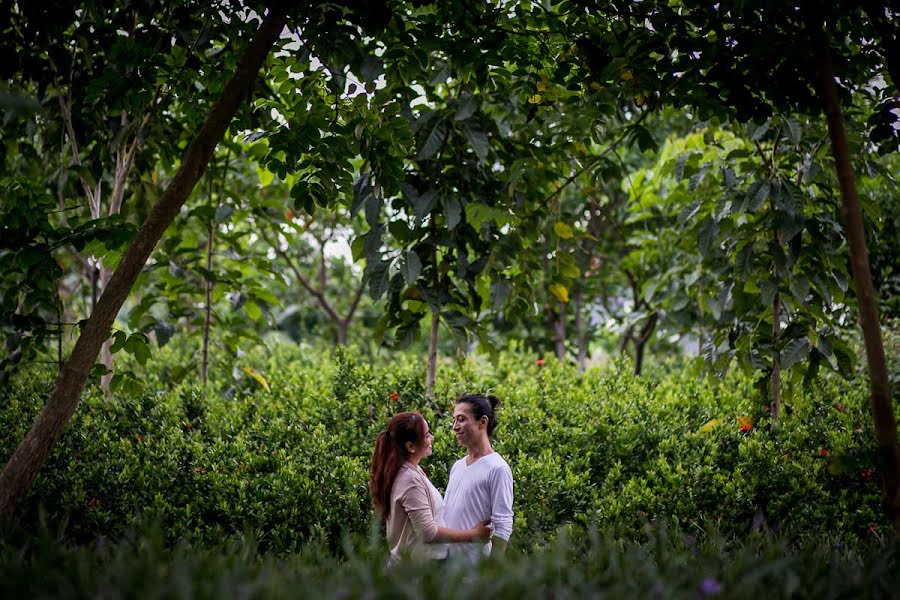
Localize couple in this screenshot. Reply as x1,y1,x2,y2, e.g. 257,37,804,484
368,393,514,565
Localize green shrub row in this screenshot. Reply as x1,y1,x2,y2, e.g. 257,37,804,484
2,521,897,600
0,339,891,552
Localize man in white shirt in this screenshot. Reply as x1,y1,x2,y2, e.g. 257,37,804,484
442,393,514,561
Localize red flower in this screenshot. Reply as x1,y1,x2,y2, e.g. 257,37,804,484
192,468,208,474
861,468,873,481
388,391,400,402
867,526,878,534
819,449,829,457
535,359,545,366
738,416,752,431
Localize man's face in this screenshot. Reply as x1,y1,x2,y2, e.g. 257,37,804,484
452,403,483,448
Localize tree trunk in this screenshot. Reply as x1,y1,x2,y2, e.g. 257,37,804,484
553,301,566,361
0,7,288,520
574,284,587,374
633,313,657,376
336,320,349,346
771,291,782,422
814,35,900,539
201,212,215,391
426,308,439,399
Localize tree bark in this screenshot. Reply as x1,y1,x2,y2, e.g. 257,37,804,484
426,308,439,399
0,7,288,520
201,196,215,392
771,291,782,423
633,312,657,376
574,283,587,374
814,33,900,539
553,301,566,361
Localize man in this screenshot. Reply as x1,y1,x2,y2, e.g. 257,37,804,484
442,393,514,561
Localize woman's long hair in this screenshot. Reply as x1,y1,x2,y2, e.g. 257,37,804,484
369,411,427,521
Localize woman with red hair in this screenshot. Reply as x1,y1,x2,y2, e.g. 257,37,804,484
369,411,491,564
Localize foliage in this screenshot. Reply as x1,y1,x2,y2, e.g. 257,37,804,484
1,340,892,553
2,515,898,599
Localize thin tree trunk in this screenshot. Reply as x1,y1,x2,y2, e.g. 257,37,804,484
0,8,288,520
813,31,900,539
771,291,782,422
336,320,349,346
633,313,657,376
553,302,566,361
575,284,587,374
426,308,439,399
201,180,215,391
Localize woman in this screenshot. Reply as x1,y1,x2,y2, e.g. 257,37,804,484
369,411,491,564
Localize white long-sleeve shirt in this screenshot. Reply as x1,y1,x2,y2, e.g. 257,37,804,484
442,452,514,561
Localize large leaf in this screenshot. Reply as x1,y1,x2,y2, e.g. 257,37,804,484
781,336,810,370
464,124,489,162
417,120,447,160
455,95,478,121
442,196,462,229
414,189,438,224
401,250,422,285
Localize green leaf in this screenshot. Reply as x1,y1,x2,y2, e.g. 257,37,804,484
784,117,801,144
674,153,689,180
350,235,365,262
414,190,438,225
750,119,770,141
490,280,510,309
677,201,701,226
455,95,477,121
760,280,778,307
402,251,422,285
244,301,262,321
110,330,128,354
417,120,447,160
442,196,462,229
781,337,810,370
632,124,657,152
553,222,574,239
745,181,770,212
697,218,718,257
464,124,489,162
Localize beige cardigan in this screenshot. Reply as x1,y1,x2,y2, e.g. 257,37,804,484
386,462,448,563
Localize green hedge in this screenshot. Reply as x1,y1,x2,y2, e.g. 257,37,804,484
2,522,897,599
0,340,891,552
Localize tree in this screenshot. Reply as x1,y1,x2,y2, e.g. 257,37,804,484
0,4,290,520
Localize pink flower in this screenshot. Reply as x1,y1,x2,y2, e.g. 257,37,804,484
389,391,400,402
535,359,545,366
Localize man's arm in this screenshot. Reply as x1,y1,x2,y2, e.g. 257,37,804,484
488,463,514,556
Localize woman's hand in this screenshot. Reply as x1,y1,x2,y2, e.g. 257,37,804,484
470,520,493,542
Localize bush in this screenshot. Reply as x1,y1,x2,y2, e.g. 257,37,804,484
0,339,892,553
1,520,897,599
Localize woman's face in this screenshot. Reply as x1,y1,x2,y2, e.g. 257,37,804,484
409,419,434,460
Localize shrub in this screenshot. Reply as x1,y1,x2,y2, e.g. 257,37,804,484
0,338,892,552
